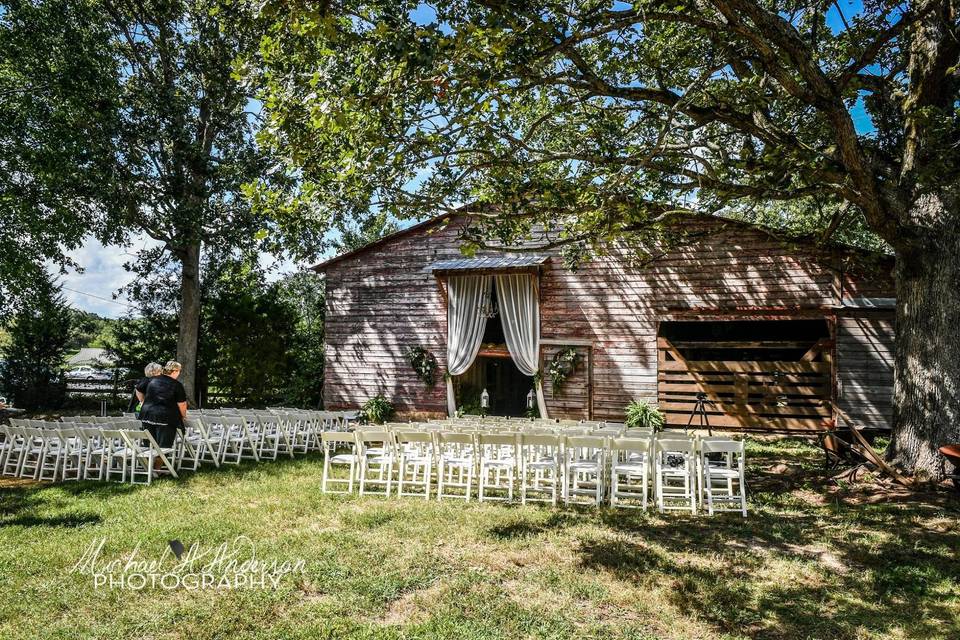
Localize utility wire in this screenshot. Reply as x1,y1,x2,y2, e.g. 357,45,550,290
60,286,135,309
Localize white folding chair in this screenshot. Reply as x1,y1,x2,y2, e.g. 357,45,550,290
609,436,653,509
60,425,86,481
519,433,561,505
123,429,179,484
321,431,360,494
358,431,396,497
186,417,223,468
700,439,748,517
395,431,434,499
478,433,518,502
37,428,67,481
563,435,606,506
177,419,205,471
18,427,49,480
1,426,28,477
100,429,132,483
80,426,108,481
220,416,256,464
655,436,697,514
436,432,476,501
255,414,283,461
288,413,313,455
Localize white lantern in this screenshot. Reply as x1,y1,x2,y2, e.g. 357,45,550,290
480,388,490,409
526,388,535,409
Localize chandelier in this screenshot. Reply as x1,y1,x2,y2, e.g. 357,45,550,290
477,288,498,319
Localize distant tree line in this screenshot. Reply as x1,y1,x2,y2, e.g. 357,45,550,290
0,264,326,410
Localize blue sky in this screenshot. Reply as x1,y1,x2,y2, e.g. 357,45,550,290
62,0,875,318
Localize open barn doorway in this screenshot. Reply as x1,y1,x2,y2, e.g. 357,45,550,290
657,319,833,431
453,285,534,416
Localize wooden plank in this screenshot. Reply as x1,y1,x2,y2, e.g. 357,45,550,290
661,413,829,430
659,402,831,417
665,340,826,349
658,383,830,395
659,360,831,373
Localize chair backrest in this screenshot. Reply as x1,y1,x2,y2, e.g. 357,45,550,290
478,433,518,446
520,433,560,447
437,431,475,446
700,438,745,455
656,437,696,454
395,431,433,445
565,435,607,450
321,431,357,445
610,436,652,455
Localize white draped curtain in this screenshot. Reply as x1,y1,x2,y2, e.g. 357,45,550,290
495,273,548,419
445,275,492,415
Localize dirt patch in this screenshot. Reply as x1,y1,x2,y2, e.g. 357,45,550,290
826,480,957,507
0,477,43,489
376,580,447,625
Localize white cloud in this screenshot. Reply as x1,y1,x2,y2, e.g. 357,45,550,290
58,234,162,318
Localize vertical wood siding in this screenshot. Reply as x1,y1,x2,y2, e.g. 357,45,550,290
321,216,894,428
837,314,895,429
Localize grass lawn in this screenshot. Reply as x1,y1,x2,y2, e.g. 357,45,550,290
0,437,957,640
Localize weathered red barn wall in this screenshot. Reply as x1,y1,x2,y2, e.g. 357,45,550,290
320,215,895,428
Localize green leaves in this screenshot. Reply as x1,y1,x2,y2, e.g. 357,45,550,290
249,0,955,256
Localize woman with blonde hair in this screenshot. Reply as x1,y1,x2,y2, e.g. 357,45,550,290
130,362,163,414
137,360,188,448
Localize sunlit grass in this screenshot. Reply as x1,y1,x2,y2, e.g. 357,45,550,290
0,438,957,639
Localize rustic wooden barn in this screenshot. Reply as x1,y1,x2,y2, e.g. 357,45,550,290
314,214,895,432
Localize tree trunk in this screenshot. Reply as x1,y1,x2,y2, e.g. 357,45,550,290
887,200,960,481
175,241,201,404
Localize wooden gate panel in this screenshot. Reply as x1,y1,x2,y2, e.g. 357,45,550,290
657,337,832,431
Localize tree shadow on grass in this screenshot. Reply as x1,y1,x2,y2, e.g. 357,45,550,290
485,511,577,540
0,476,139,530
584,501,960,639
1,512,102,528
172,451,326,485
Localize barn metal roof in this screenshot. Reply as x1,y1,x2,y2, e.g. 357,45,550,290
427,255,550,273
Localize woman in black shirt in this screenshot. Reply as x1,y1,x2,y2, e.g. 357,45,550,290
129,362,162,414
136,360,188,448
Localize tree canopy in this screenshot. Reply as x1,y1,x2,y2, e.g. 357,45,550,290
0,0,123,315
251,0,957,253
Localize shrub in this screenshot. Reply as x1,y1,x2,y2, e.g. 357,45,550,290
361,394,395,424
625,399,665,431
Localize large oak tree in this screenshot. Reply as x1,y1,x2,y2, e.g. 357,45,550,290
252,0,960,478
2,0,327,400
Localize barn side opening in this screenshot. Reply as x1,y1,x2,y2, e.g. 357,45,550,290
657,319,833,431
453,284,534,416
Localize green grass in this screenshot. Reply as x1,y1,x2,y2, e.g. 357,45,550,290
0,438,957,640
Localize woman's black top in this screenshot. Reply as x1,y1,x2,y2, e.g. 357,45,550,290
138,375,187,429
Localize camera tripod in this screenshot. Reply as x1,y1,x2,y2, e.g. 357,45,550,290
686,392,715,436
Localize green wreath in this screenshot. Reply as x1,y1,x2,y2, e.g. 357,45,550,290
406,346,438,386
548,347,582,395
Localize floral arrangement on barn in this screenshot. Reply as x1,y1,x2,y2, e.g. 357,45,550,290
548,347,582,395
406,346,438,386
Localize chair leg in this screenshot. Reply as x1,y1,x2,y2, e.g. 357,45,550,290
436,460,444,500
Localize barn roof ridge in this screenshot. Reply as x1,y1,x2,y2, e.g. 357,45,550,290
311,209,891,272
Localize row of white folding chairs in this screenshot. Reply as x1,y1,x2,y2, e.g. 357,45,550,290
364,420,628,437
320,428,746,515
4,410,337,482
0,422,177,484
177,411,328,468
